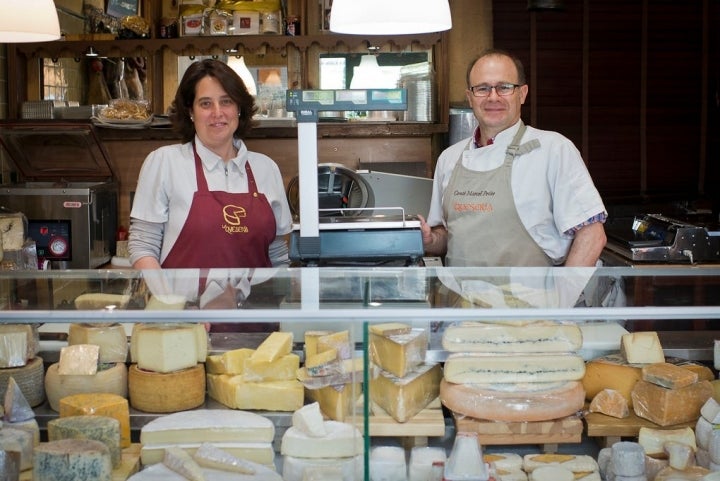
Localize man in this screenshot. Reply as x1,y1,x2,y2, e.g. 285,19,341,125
421,49,607,267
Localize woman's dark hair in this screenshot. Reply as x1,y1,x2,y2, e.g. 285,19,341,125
466,48,527,87
170,58,258,142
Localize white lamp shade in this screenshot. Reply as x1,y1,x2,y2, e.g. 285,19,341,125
330,0,451,35
228,56,257,96
0,0,61,43
350,55,395,89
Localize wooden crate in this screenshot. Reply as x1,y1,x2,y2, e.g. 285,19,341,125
584,410,696,448
453,413,583,452
355,399,446,449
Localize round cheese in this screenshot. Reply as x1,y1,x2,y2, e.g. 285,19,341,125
128,363,205,413
0,356,44,407
44,362,127,412
440,379,585,422
611,441,646,477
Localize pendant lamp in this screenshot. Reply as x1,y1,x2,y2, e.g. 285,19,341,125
0,0,61,43
350,55,395,89
330,0,451,35
228,56,257,96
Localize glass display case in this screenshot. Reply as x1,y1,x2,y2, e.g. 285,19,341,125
3,265,720,480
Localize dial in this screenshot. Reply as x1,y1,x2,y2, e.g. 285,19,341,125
48,236,69,257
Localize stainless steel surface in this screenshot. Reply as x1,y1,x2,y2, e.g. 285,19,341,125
605,214,720,263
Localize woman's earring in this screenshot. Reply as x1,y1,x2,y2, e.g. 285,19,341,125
190,115,194,121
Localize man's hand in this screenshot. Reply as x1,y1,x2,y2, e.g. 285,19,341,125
417,215,448,256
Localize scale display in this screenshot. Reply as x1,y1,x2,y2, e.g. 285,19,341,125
287,88,407,122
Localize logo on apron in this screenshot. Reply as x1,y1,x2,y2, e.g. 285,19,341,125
222,204,249,233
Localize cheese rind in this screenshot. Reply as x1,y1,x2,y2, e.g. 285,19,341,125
370,363,442,423
305,348,341,377
33,439,112,481
621,331,665,364
139,409,275,445
44,362,127,412
588,388,630,418
317,331,352,360
306,382,362,422
128,363,206,413
127,462,282,481
47,415,121,468
281,421,364,458
637,426,697,456
642,362,698,389
441,379,585,422
442,320,582,353
58,344,99,375
631,379,713,426
444,353,585,384
369,329,427,378
58,393,131,448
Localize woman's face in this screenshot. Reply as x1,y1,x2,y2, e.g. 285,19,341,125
191,75,239,150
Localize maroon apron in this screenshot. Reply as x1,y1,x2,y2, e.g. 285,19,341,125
162,142,278,332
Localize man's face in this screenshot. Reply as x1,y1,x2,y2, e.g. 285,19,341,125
465,55,528,136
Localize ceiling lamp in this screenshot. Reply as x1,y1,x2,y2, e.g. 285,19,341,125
228,56,257,96
330,0,451,35
0,0,61,43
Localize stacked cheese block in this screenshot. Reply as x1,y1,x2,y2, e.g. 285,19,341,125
45,322,129,411
281,402,364,481
0,376,39,474
367,322,440,423
583,331,714,419
299,330,362,421
129,323,207,413
206,331,304,411
522,454,599,481
440,320,585,422
696,397,720,470
139,409,277,468
0,324,44,408
631,359,713,426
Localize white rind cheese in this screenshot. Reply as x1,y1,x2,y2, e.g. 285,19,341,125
637,426,697,456
281,421,364,458
33,439,112,481
292,402,327,438
163,446,205,481
443,353,586,384
442,320,582,353
127,461,283,481
282,454,363,481
140,409,275,445
193,442,257,474
141,443,275,466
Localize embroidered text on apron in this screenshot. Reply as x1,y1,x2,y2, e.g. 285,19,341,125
162,142,277,269
443,122,550,267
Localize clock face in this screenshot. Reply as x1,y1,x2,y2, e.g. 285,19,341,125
48,236,69,257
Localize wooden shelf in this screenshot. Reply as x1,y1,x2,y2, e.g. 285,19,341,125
12,33,444,59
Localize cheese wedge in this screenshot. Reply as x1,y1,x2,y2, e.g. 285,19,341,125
250,332,293,364
281,420,364,458
292,402,327,438
370,363,442,423
588,388,630,418
621,331,664,364
638,426,697,456
369,328,427,378
163,446,205,481
58,344,99,375
192,442,256,475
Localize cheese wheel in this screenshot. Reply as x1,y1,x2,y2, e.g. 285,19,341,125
33,439,112,481
68,323,128,363
128,461,283,481
0,356,44,407
0,428,33,471
442,320,582,353
44,362,128,412
440,379,585,422
74,293,130,310
128,363,205,413
59,393,131,448
48,415,121,468
443,352,585,384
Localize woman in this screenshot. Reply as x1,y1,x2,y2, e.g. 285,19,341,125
128,58,292,271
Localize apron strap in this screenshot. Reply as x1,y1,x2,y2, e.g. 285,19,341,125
504,122,541,163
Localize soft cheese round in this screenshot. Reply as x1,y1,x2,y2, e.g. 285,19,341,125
128,460,282,481
140,410,275,445
440,379,585,422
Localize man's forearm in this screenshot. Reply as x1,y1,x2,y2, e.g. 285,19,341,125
564,222,607,267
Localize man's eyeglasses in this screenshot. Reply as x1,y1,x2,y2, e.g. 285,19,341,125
469,83,523,97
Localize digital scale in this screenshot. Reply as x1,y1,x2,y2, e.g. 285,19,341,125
285,88,424,266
